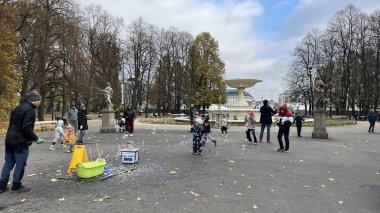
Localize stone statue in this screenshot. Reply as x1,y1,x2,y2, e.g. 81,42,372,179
313,76,325,108
100,82,113,109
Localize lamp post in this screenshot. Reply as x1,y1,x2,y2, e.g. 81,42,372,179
122,68,126,111
183,94,188,115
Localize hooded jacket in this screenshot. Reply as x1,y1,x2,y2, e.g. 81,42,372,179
54,120,65,142
276,105,293,128
5,102,39,145
246,115,256,129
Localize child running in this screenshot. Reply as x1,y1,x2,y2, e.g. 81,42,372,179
202,115,217,146
63,126,76,153
49,120,67,150
192,119,204,155
220,114,228,136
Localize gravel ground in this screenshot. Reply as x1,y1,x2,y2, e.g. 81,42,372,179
0,120,379,213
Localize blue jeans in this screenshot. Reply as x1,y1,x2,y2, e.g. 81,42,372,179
259,123,272,142
78,130,86,142
0,143,29,190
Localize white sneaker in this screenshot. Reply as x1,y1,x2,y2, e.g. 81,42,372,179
61,144,67,149
129,134,133,137
49,145,55,150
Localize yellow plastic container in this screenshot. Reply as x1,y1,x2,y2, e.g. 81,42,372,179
76,158,106,178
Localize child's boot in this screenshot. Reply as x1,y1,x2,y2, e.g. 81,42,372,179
192,148,197,155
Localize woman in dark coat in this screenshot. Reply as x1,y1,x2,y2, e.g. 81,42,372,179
293,113,304,137
77,104,88,144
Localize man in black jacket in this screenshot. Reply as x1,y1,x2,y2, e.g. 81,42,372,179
0,91,42,193
259,100,277,143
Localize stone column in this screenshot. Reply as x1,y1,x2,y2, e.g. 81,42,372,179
312,108,328,139
100,109,116,133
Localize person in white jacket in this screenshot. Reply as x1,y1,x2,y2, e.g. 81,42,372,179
49,120,67,150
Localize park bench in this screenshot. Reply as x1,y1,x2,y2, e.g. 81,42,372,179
35,120,57,131
172,113,186,118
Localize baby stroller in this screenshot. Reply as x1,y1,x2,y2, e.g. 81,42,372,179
117,117,126,133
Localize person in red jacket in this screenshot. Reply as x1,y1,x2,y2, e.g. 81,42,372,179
276,105,293,152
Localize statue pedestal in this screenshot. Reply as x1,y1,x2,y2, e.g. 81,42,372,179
100,109,116,133
312,108,328,139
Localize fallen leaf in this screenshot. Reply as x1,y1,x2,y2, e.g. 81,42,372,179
229,160,235,163
214,195,219,198
137,197,142,201
253,204,258,209
155,202,159,205
299,160,304,162
321,185,326,187
237,192,242,196
27,174,37,177
94,195,111,202
50,178,59,183
190,191,199,197
329,178,335,181
59,198,65,202
20,199,27,202
247,185,251,189
169,171,177,175
338,200,344,204
120,199,124,201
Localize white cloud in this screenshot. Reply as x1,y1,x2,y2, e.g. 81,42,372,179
78,0,380,101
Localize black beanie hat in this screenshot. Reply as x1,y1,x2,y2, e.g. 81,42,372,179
25,91,42,102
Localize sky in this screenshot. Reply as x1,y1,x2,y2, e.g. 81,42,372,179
79,0,380,101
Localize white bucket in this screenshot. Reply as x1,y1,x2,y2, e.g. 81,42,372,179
121,148,139,164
